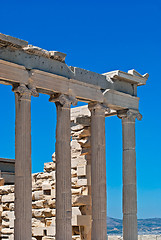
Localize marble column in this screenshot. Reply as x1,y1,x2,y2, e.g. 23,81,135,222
117,109,142,240
14,84,38,240
49,94,77,240
89,103,108,240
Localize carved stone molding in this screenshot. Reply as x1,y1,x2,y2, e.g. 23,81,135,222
13,84,39,98
117,109,142,121
49,94,77,108
88,102,110,114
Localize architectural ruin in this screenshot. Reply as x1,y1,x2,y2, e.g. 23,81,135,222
0,33,148,240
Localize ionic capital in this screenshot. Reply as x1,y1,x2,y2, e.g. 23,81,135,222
117,109,142,121
88,102,110,114
13,84,39,98
49,94,77,108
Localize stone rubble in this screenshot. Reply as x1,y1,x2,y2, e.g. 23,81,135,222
0,106,158,240
0,107,92,240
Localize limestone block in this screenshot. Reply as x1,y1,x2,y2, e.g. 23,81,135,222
77,215,91,226
32,218,45,228
42,182,51,191
2,193,14,203
79,128,91,138
72,215,78,226
77,165,86,177
2,211,14,221
45,217,55,227
33,190,43,200
51,188,55,198
37,172,51,180
1,228,14,234
71,157,86,169
78,137,90,147
9,234,14,240
72,177,78,185
71,124,84,131
51,209,56,216
72,207,81,225
32,209,44,218
0,185,14,195
46,226,55,236
72,207,81,216
71,169,77,177
9,217,14,228
32,227,44,236
2,203,10,210
72,188,82,195
81,186,88,195
72,195,90,206
32,200,44,209
47,199,55,208
72,235,81,240
52,152,56,162
9,203,14,211
43,208,52,217
42,237,55,240
71,130,84,138
2,219,9,227
44,162,56,172
71,140,82,150
51,171,55,180
32,180,43,191
77,178,87,186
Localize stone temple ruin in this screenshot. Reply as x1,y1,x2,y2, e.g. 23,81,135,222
0,33,149,240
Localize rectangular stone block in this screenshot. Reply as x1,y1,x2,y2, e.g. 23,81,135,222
32,227,44,236
51,188,55,198
33,190,43,200
46,226,55,236
77,178,87,186
2,193,14,203
77,215,91,226
77,165,86,177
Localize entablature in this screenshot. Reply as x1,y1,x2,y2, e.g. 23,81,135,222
0,33,148,112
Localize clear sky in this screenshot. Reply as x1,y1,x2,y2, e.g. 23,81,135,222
0,0,161,219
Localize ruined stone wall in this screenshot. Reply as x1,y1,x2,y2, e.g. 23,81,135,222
0,106,92,240
0,106,159,240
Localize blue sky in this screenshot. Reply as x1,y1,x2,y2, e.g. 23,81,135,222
0,0,161,219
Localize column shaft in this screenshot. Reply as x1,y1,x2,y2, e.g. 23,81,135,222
55,102,72,240
122,117,138,240
90,104,107,240
14,91,32,240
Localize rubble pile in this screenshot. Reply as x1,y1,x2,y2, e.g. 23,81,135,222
0,106,92,240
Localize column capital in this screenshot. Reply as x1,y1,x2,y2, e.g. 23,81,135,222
49,93,77,107
13,84,39,98
88,102,110,114
117,109,142,121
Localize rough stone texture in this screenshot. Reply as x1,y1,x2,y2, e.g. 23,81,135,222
0,106,92,240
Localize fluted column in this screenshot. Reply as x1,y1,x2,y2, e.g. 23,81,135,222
89,103,108,240
14,84,38,240
118,109,142,240
49,94,77,240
